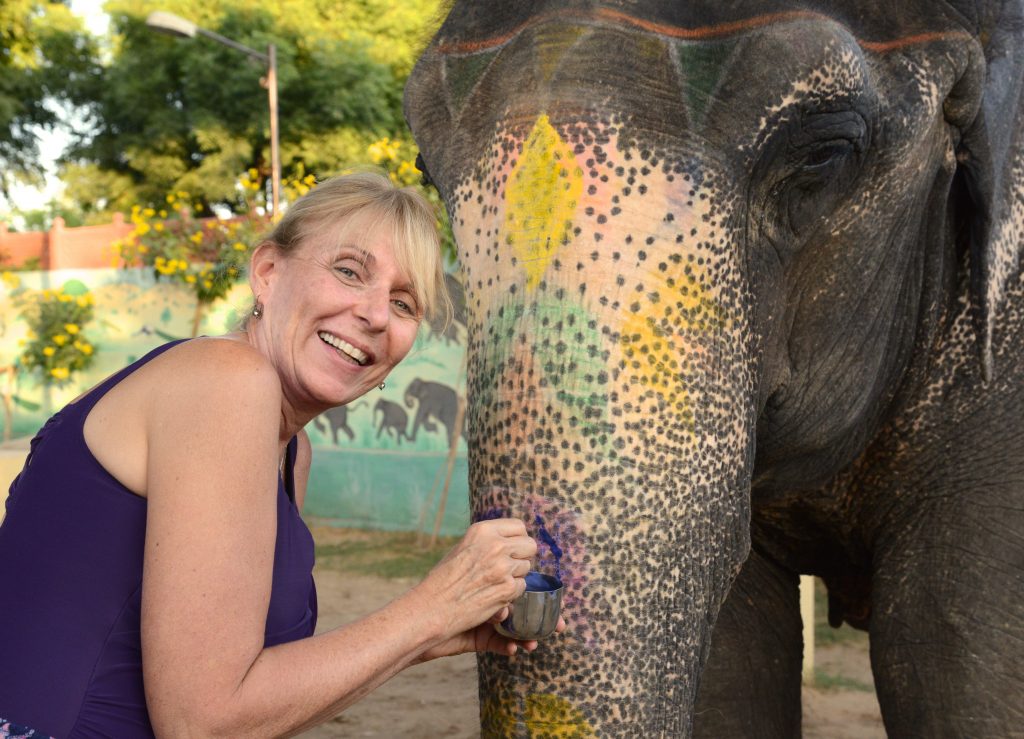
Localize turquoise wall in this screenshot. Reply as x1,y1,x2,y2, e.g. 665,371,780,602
0,267,470,535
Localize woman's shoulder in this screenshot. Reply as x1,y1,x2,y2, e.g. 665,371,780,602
145,336,282,409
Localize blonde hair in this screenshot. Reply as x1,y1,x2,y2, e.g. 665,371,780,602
262,170,451,324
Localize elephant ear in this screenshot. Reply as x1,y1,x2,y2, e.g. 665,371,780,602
952,0,1024,381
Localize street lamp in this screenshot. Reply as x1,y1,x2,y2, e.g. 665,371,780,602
145,11,281,218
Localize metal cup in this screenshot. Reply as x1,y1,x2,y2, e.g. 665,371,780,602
495,571,563,641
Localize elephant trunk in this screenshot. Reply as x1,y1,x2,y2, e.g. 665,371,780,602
450,120,760,734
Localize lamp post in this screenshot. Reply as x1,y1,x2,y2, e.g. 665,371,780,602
145,11,281,218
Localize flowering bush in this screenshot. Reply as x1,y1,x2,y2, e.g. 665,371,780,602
17,287,97,385
114,191,271,306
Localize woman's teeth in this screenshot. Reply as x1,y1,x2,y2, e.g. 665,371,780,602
318,331,368,365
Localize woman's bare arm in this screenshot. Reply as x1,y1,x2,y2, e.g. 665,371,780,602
139,340,534,737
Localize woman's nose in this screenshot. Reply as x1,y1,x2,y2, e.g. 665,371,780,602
354,286,390,330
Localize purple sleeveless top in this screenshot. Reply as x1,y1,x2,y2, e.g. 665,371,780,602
0,340,317,737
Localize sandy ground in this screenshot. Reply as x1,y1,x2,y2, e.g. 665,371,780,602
299,529,885,738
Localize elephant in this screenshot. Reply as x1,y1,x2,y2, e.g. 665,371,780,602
405,1,1024,736
314,401,365,445
373,398,410,444
405,377,464,446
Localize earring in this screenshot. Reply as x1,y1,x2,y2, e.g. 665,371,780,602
251,299,263,319
378,382,386,391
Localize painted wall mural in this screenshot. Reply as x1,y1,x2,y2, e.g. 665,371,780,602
0,267,471,535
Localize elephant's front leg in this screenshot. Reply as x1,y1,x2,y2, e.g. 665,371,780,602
870,483,1024,737
693,549,803,738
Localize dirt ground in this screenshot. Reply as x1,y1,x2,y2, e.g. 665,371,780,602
300,526,884,738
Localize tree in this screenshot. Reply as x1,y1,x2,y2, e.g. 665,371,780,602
61,0,445,217
0,1,97,204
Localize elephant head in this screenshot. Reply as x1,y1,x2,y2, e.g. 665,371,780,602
405,1,1024,734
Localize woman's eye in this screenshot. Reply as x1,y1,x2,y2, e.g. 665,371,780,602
392,298,415,315
335,266,358,279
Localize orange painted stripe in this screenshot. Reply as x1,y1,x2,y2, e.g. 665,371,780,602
858,31,967,52
591,8,819,40
435,8,972,56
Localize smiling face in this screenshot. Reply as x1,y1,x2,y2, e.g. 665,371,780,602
249,207,424,425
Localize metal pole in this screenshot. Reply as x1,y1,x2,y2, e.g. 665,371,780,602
267,44,281,219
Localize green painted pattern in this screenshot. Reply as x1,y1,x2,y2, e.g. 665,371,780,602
445,51,499,112
675,39,738,127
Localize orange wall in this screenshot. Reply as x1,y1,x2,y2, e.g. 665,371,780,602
0,214,133,270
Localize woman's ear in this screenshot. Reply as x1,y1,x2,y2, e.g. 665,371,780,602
249,242,280,297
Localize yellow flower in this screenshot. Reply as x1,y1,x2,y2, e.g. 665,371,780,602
136,223,151,236
77,342,93,356
166,194,175,204
132,204,141,214
154,223,164,232
177,190,189,199
248,168,258,180
64,323,79,335
190,232,203,244
185,274,196,284
42,346,55,357
50,367,70,380
176,259,188,271
233,241,247,251
154,256,166,266
1,271,21,289
203,280,213,289
77,296,90,308
227,267,238,277
52,334,68,346
59,294,72,303
159,209,168,218
137,243,149,252
142,207,155,218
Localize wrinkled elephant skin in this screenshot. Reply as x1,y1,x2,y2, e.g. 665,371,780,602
405,1,1024,736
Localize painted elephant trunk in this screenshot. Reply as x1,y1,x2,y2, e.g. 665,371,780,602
440,115,760,733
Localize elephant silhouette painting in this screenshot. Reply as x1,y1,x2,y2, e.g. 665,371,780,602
405,378,464,446
406,1,1024,736
314,402,365,445
373,398,410,444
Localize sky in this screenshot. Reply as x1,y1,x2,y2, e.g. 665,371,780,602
4,0,109,216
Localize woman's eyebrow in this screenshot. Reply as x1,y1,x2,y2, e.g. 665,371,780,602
335,245,376,265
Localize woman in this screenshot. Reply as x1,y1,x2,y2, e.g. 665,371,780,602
0,172,546,736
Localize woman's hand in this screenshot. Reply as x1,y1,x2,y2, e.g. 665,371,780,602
412,518,538,648
418,611,568,661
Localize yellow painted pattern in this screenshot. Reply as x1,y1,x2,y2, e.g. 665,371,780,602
482,693,595,738
618,267,728,428
504,114,583,291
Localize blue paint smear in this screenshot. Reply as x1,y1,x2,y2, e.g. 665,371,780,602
474,507,506,522
525,571,561,591
535,514,563,581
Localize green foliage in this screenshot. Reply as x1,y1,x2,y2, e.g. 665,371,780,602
0,1,98,202
812,669,874,693
61,0,447,217
15,283,98,385
114,191,270,305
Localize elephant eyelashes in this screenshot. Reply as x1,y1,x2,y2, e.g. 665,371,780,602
772,115,868,236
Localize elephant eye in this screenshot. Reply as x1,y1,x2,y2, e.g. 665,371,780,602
802,140,855,171
415,153,435,188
